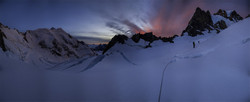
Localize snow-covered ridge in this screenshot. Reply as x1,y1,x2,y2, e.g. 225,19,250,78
0,25,95,65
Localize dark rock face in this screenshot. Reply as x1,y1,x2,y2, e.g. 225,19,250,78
131,34,141,43
229,11,243,22
182,7,214,37
214,20,227,30
103,35,128,54
131,32,176,43
0,29,7,52
141,32,159,43
38,40,47,48
214,9,228,18
161,35,178,43
214,9,243,22
131,32,159,43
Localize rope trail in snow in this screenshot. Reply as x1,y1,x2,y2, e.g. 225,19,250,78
158,52,205,102
158,59,176,102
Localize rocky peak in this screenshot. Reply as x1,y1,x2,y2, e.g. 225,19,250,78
213,20,228,33
103,32,178,54
214,9,228,18
182,7,213,37
160,35,178,43
214,9,243,22
131,32,176,43
131,32,159,43
228,11,243,21
103,35,128,54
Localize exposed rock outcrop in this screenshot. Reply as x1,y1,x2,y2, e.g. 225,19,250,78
103,35,128,54
160,35,178,43
229,11,243,22
214,9,243,22
131,32,177,43
182,7,214,37
214,20,227,30
0,29,7,52
214,9,228,18
131,32,159,43
183,8,243,36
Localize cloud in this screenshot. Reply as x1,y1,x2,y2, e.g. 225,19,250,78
105,22,128,35
117,19,145,34
105,18,147,36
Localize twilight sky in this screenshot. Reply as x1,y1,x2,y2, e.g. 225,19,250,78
0,0,249,44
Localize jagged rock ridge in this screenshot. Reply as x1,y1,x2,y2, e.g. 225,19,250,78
182,7,214,37
131,32,159,43
103,32,178,54
214,9,243,22
182,7,243,36
104,7,245,54
103,35,128,54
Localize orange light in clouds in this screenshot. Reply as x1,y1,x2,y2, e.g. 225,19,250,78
132,1,204,37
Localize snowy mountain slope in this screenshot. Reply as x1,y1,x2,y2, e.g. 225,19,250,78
1,18,248,102
0,25,95,66
0,9,249,102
